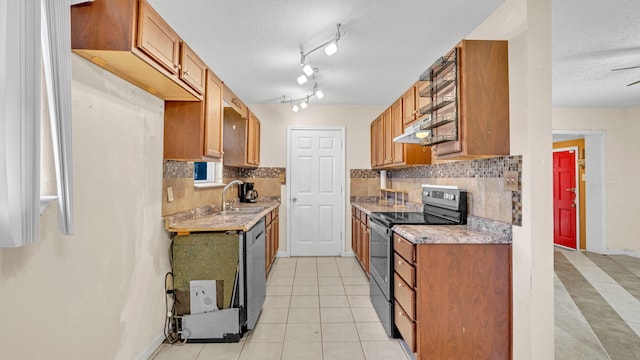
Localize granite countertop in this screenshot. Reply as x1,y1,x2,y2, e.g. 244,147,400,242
165,200,281,234
351,201,423,214
393,224,511,245
351,200,512,245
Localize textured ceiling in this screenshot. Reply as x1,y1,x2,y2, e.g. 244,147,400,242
147,0,640,109
147,0,503,106
553,0,640,108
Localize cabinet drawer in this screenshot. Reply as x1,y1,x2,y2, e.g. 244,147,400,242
359,211,368,225
394,234,415,263
394,252,415,288
394,273,416,321
394,300,416,353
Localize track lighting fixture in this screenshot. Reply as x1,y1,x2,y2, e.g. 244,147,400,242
282,24,344,112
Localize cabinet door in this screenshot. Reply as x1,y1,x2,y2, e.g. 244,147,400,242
247,111,260,166
370,120,378,167
137,0,180,74
180,42,207,94
402,85,417,127
204,71,223,159
391,98,404,165
383,108,393,165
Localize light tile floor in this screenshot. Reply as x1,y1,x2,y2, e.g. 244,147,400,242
555,249,640,359
150,257,410,360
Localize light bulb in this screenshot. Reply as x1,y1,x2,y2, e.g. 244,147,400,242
296,75,308,85
324,42,338,56
292,104,300,112
302,64,314,77
300,101,308,109
415,131,430,139
315,89,324,99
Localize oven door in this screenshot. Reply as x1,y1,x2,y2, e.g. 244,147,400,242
369,218,392,298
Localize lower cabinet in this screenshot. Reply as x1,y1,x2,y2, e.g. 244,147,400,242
265,207,280,274
393,233,512,359
351,206,370,276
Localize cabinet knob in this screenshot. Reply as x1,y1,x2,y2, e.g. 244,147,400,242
184,70,190,76
398,283,403,288
398,260,403,266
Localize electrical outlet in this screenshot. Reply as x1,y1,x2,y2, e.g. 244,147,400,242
167,187,174,202
504,171,519,191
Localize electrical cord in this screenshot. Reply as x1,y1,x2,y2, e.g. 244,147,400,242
163,271,184,344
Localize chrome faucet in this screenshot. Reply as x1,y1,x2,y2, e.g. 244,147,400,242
222,179,243,211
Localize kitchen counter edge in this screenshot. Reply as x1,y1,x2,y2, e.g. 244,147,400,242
351,201,512,245
165,200,281,233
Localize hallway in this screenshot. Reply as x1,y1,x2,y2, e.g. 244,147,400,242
555,249,640,359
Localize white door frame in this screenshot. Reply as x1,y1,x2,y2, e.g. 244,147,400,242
552,130,607,253
552,146,580,250
285,126,346,257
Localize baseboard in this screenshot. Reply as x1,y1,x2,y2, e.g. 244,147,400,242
342,251,355,257
276,251,288,258
134,332,165,360
605,249,640,258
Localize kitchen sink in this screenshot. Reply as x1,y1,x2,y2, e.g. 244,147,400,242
215,206,265,216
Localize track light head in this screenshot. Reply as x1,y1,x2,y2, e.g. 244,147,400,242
315,89,324,99
302,64,314,77
292,104,300,112
296,74,308,85
324,41,338,56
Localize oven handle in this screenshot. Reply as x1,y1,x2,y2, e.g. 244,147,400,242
370,218,391,237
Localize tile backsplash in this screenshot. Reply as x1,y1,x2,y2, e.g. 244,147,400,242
162,161,284,217
350,156,522,225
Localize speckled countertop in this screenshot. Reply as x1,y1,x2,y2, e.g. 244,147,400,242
351,201,512,245
165,200,280,233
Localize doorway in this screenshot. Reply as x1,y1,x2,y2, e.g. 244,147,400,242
552,147,579,249
552,130,607,253
286,127,345,256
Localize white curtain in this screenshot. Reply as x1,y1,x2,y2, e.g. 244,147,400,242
0,0,75,247
0,0,42,247
42,0,74,235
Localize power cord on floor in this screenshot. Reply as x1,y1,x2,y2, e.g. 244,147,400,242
163,271,185,344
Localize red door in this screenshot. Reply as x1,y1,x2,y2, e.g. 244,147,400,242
553,150,577,249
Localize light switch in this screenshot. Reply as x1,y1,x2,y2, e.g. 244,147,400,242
167,187,174,202
504,171,519,191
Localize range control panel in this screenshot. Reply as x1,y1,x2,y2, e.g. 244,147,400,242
422,186,467,211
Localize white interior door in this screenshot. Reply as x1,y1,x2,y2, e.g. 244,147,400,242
288,127,344,256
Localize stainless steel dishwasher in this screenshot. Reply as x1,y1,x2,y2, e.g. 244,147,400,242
243,218,266,330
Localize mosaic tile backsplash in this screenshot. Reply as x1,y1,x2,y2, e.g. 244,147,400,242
350,156,523,226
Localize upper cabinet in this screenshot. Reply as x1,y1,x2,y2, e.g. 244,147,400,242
419,40,510,160
163,70,224,160
223,105,261,168
71,0,202,101
370,99,432,170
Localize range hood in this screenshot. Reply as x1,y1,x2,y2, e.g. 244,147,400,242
392,116,431,144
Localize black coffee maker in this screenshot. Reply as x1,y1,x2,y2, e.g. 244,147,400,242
238,182,259,203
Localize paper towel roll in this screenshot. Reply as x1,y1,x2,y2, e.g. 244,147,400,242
380,170,387,189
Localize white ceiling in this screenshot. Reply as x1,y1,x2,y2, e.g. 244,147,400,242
147,0,640,109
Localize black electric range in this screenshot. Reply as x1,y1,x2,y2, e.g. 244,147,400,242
368,185,468,338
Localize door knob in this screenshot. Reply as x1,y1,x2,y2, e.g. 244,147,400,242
292,198,297,203
566,188,576,193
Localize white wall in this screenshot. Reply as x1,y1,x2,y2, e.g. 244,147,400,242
553,106,640,253
0,55,170,360
469,0,555,359
249,104,385,169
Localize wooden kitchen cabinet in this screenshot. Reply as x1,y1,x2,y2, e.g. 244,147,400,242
247,111,261,166
180,42,208,95
392,233,512,359
402,81,427,127
163,70,223,160
223,107,261,168
370,101,432,169
351,206,369,276
71,0,203,101
265,207,279,274
420,40,510,160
